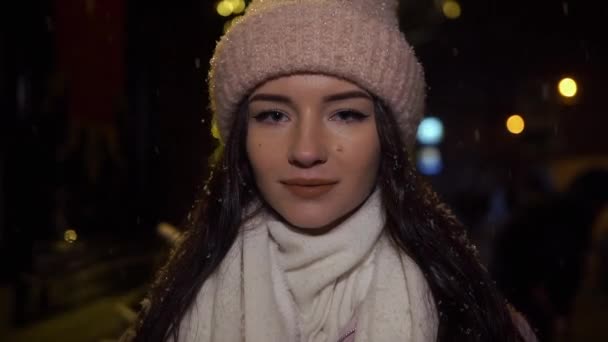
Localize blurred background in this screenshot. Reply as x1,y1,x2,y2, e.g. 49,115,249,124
1,0,607,341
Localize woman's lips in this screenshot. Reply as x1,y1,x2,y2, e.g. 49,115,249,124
281,179,338,199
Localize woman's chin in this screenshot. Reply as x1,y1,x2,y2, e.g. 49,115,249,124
284,216,332,230
279,212,351,234
269,196,370,234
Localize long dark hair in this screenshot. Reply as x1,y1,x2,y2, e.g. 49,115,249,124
133,99,522,341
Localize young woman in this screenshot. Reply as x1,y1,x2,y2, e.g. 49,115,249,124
127,0,536,341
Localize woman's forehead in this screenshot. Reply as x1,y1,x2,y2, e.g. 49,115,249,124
249,74,370,98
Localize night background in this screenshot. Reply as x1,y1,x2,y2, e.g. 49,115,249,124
1,0,607,341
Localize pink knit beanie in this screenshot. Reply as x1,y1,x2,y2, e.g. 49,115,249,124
208,0,426,148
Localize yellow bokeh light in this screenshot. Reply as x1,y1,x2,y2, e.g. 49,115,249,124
216,1,234,17
64,229,78,243
229,0,246,14
442,0,462,19
558,77,577,97
506,114,525,135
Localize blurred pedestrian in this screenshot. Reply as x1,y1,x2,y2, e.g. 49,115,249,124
493,168,608,341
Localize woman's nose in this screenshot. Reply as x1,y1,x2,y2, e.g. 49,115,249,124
288,120,327,168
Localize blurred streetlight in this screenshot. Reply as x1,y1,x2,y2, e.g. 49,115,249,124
506,114,525,135
442,0,462,20
64,229,78,243
230,0,246,14
417,147,443,175
558,77,578,98
217,1,234,17
417,116,444,145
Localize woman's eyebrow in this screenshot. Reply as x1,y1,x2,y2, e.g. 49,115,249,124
248,93,291,104
322,90,372,103
248,90,371,104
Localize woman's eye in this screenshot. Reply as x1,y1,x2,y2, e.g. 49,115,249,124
331,110,369,123
253,111,289,123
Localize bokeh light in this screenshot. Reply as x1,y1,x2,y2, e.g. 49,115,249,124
417,147,443,175
506,114,525,134
558,77,578,98
442,0,462,19
230,0,246,14
417,116,444,145
216,1,234,17
64,229,78,243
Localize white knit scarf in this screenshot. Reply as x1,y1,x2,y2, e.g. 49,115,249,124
175,189,438,341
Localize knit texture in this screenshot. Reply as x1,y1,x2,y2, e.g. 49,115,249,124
267,189,383,341
173,189,438,341
208,0,426,149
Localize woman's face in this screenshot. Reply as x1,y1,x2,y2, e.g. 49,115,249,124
246,74,381,230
